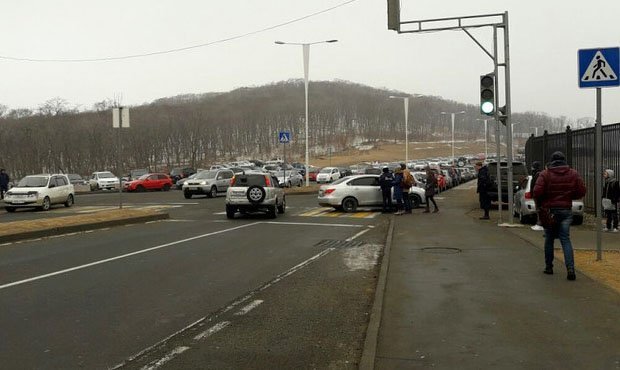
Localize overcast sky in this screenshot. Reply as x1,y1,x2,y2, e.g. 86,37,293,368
1,0,619,123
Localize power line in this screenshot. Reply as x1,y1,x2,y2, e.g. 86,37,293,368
0,0,358,63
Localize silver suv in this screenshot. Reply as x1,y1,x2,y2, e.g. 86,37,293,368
3,174,75,212
225,173,285,219
182,169,234,199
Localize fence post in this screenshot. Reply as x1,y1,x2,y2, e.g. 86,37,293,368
565,126,573,167
542,130,549,165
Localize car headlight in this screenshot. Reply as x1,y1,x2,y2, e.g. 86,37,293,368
200,181,207,185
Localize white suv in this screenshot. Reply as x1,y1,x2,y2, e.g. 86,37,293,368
3,174,75,212
225,173,285,219
90,171,120,191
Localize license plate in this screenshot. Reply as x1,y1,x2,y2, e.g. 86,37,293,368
12,200,24,204
190,187,198,191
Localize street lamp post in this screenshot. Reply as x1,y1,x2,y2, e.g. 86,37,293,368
476,118,489,160
275,39,338,186
390,94,424,164
441,111,466,166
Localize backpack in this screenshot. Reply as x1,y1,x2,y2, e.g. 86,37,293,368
402,171,414,188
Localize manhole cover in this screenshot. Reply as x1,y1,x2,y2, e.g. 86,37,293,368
420,247,462,254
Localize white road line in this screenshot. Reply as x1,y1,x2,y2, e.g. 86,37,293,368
346,228,371,242
0,222,261,291
193,321,231,341
141,346,190,370
263,221,363,228
234,300,264,316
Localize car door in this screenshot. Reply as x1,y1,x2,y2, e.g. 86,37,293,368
349,176,381,206
48,176,62,204
217,170,232,192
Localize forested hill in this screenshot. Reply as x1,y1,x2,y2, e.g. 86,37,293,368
0,80,576,177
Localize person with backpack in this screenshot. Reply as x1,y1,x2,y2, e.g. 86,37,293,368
602,169,619,232
379,167,395,213
400,163,415,214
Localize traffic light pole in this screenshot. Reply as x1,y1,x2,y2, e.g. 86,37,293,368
390,10,515,224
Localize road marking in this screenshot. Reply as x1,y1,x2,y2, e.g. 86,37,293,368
263,221,363,228
234,300,264,316
346,228,371,241
193,321,231,341
0,222,261,291
298,207,378,219
141,346,190,370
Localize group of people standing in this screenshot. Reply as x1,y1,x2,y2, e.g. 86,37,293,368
379,163,439,215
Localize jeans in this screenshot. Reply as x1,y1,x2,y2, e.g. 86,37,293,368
605,207,618,230
544,209,574,269
403,189,412,212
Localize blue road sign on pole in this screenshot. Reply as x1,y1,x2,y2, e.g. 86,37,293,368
578,47,620,88
279,131,291,143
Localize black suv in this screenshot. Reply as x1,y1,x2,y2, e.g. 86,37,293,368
224,173,285,219
487,161,529,203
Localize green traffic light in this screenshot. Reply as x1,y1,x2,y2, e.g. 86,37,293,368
481,101,494,114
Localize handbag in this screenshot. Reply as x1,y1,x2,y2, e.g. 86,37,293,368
602,198,615,211
538,207,555,228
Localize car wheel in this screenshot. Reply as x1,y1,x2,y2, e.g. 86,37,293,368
572,215,583,225
277,196,286,214
64,194,74,208
341,197,358,213
136,185,145,192
5,207,15,213
208,186,218,198
246,185,266,204
226,205,235,219
40,196,51,211
162,184,171,192
268,205,277,219
410,194,421,209
297,180,302,187
184,191,192,199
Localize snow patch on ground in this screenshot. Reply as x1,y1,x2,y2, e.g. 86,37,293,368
343,244,381,271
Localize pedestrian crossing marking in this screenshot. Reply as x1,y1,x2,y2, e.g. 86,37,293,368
581,50,618,82
297,207,378,219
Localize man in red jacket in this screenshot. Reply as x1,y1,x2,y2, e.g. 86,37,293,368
532,151,587,280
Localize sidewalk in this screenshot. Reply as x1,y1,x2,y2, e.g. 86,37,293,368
365,184,620,369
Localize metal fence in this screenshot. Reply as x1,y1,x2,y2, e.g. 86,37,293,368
525,122,620,210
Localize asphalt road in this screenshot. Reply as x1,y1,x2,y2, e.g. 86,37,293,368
0,190,387,369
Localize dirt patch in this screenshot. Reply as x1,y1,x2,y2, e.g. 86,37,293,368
0,208,166,237
554,249,620,294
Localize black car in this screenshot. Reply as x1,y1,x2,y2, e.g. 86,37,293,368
169,167,196,183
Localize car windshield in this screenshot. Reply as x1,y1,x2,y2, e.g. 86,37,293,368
319,168,333,174
195,170,217,180
68,174,81,180
17,176,49,187
98,172,115,178
138,174,150,180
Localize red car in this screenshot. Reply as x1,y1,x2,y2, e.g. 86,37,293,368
308,167,320,181
124,173,173,192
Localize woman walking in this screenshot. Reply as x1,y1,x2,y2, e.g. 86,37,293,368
423,167,439,213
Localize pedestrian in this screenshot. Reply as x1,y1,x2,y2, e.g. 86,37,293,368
602,169,619,232
423,166,439,213
530,161,544,231
475,161,491,220
532,151,586,280
379,167,394,213
0,169,9,200
392,167,405,215
400,163,415,214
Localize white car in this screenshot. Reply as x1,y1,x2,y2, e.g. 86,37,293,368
89,171,120,191
514,175,584,225
316,167,341,184
4,174,75,212
317,174,426,212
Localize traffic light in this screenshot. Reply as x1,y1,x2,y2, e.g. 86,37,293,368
480,73,495,116
387,0,400,31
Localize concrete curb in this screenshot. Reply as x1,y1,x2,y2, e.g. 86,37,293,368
0,212,169,244
359,215,394,370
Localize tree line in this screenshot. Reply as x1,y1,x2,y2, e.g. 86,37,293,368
0,80,573,179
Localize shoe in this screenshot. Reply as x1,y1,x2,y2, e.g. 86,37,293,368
433,209,439,213
567,267,576,281
613,228,619,233
393,211,404,215
531,225,544,231
603,228,610,232
423,210,430,213
479,215,490,220
543,266,553,275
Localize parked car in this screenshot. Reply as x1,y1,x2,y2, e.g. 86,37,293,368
275,170,303,187
3,174,75,212
67,173,88,186
89,171,120,191
316,167,341,184
182,169,234,199
513,175,584,225
125,168,148,181
225,172,285,219
123,173,173,192
169,167,196,183
317,174,426,212
307,166,321,181
175,172,197,190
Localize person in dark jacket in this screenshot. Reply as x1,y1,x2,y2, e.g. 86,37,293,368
0,169,9,200
602,169,619,232
392,168,405,215
532,151,587,280
423,167,439,213
475,161,491,219
379,167,394,213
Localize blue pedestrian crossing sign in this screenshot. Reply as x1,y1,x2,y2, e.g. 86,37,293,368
279,131,291,143
578,47,620,88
